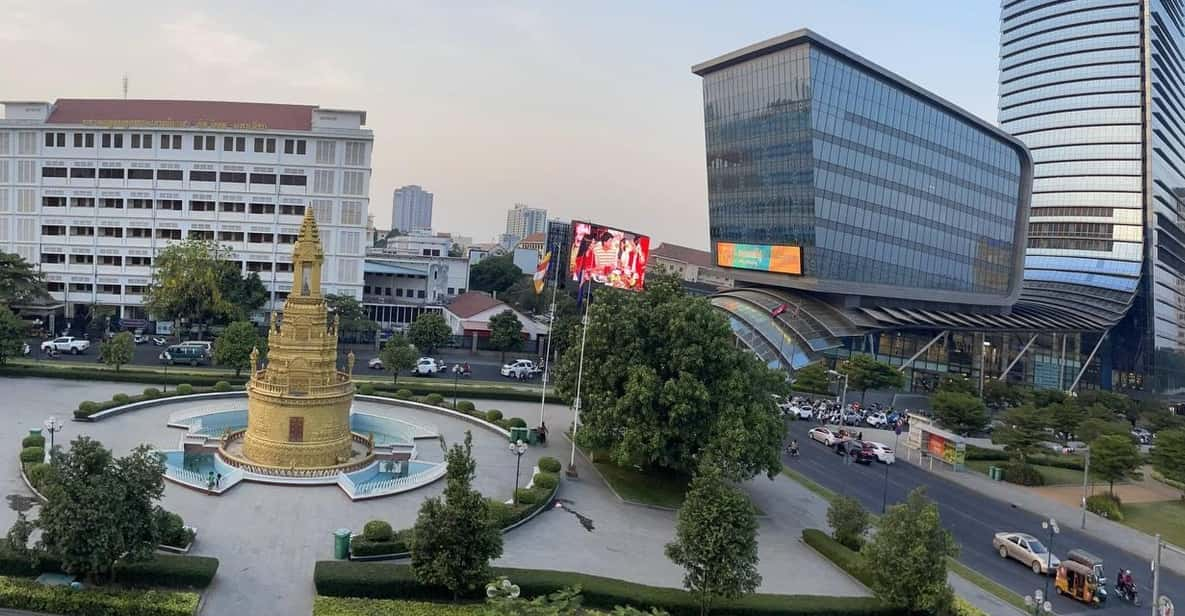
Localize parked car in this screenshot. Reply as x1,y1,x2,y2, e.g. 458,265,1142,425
159,345,210,366
133,334,148,344
788,405,814,420
841,410,863,426
178,340,213,352
367,358,384,370
834,440,876,464
808,426,841,446
865,412,888,428
151,337,168,346
41,336,90,354
864,441,896,464
1131,428,1153,445
414,357,442,376
501,359,541,379
993,532,1060,576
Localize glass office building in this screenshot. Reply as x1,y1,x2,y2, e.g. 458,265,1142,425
999,0,1185,391
694,29,1032,310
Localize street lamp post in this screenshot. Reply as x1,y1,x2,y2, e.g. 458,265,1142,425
1024,588,1052,616
43,416,63,462
978,339,991,398
452,364,460,408
1041,518,1059,606
827,369,848,405
509,439,528,504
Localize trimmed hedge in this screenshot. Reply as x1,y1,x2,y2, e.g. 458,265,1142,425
313,563,901,615
0,576,198,616
513,488,541,505
20,435,44,449
531,472,559,491
802,529,874,587
1001,462,1044,486
78,401,100,415
358,383,376,396
537,456,562,474
485,409,504,422
18,447,43,464
313,596,483,616
365,381,563,404
362,520,392,542
507,417,527,429
142,388,162,399
24,463,51,491
114,554,219,589
0,364,247,387
1086,494,1123,520
214,380,233,392
965,445,1086,471
351,530,411,558
175,384,193,395
112,393,131,404
73,384,247,419
456,401,476,413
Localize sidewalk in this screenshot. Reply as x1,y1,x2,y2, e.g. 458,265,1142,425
948,572,1025,615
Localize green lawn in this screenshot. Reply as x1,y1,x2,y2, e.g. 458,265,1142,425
592,458,689,509
965,459,1087,486
1121,500,1185,549
945,557,1028,613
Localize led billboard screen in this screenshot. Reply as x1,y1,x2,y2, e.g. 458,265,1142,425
715,242,802,275
569,221,650,291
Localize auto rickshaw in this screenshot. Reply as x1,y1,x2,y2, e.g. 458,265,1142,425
1067,549,1107,584
1055,560,1107,606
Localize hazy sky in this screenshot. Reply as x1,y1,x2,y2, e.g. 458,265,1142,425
0,1,1002,249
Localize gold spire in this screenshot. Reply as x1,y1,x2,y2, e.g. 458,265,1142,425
292,207,325,298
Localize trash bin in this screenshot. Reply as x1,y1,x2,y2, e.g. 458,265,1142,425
509,426,529,444
333,529,352,560
526,428,539,445
988,466,1002,481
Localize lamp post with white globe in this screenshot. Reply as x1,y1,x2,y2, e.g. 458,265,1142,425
509,439,528,504
43,416,63,463
1024,588,1052,616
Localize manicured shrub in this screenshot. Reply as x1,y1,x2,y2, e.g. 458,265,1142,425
112,393,131,404
537,456,562,474
24,463,51,491
19,435,44,449
531,472,559,491
114,554,219,589
507,417,527,429
423,393,444,405
176,384,194,395
393,389,413,399
78,400,100,414
802,529,874,587
456,401,475,413
0,576,198,616
350,529,412,558
362,520,393,542
18,448,43,464
1001,462,1044,486
143,387,162,399
358,383,376,396
313,596,484,616
964,444,1009,461
154,509,195,549
213,381,232,392
513,488,542,505
1086,494,1123,521
485,409,504,422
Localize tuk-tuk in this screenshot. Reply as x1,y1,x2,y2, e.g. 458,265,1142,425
1067,549,1107,584
1055,560,1107,606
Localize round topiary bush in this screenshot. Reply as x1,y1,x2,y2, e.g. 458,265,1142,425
1001,462,1044,487
112,393,131,404
1086,494,1123,520
213,381,232,392
424,393,444,405
358,383,376,396
394,389,413,400
537,456,562,474
21,435,45,449
24,462,51,491
456,401,476,413
514,488,541,505
485,409,504,422
507,417,527,429
532,472,559,491
143,388,162,398
78,400,100,414
176,384,194,395
19,447,44,464
362,519,394,542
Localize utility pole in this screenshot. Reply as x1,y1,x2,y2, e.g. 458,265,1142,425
1080,448,1090,529
1152,533,1160,616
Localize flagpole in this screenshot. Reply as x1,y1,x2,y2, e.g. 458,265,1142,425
538,251,561,427
568,276,591,477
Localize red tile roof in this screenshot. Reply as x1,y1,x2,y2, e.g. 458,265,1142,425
519,233,546,244
46,99,317,131
447,292,506,319
652,242,713,268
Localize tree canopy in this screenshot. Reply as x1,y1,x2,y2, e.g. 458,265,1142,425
0,252,50,305
380,334,419,384
1090,433,1141,495
219,267,268,321
992,405,1049,461
143,240,236,331
408,312,452,354
981,380,1032,411
489,309,524,362
213,321,267,377
470,255,524,295
99,332,134,372
1150,429,1185,497
930,391,988,436
840,355,904,401
791,363,832,395
325,293,378,340
0,305,26,366
861,488,957,614
555,275,788,481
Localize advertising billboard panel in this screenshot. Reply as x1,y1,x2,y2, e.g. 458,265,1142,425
569,221,650,291
715,241,802,275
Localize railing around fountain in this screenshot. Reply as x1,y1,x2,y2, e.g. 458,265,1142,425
354,463,446,496
217,429,377,477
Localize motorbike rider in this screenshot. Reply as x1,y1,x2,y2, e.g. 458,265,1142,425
787,439,799,457
1117,568,1135,596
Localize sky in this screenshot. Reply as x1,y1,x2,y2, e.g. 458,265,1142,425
0,1,1003,249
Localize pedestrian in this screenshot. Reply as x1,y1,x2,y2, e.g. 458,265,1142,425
216,473,222,488
857,431,863,440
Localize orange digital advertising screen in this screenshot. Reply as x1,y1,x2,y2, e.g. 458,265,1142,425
715,242,802,275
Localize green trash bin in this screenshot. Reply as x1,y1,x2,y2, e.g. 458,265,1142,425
988,466,1002,481
509,426,529,444
333,529,352,560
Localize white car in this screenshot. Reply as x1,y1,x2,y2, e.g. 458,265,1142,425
133,334,148,344
790,406,814,420
865,412,888,428
178,340,213,352
501,359,540,379
367,357,384,370
808,426,840,446
864,441,895,464
414,357,442,376
41,336,90,354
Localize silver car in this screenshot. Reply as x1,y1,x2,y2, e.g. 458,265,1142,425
992,532,1060,575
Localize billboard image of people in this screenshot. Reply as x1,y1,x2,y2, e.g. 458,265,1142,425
568,221,650,291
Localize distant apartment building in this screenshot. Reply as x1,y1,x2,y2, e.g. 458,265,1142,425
504,203,546,245
378,231,451,257
391,184,432,233
545,219,572,283
0,98,373,322
650,242,733,294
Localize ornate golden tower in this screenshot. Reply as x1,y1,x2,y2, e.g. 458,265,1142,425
239,208,358,468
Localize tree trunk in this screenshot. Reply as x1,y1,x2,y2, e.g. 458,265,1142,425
235,366,242,378
393,371,398,385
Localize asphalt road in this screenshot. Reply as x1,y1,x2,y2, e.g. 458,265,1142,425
785,422,1180,615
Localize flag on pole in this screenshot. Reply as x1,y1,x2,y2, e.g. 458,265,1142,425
771,303,788,317
533,251,552,295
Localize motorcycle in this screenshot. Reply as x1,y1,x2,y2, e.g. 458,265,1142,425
151,337,167,346
1114,570,1140,606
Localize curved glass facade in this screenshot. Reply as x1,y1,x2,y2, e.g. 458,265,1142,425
695,31,1031,309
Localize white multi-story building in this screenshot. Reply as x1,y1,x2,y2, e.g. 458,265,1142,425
504,203,546,245
0,99,373,322
391,184,432,233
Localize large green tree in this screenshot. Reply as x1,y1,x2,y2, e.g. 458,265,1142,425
1076,417,1129,444
992,405,1049,462
489,309,524,363
1047,401,1087,443
37,438,165,583
827,496,870,552
99,332,134,372
218,266,268,321
0,305,26,366
664,464,761,616
143,240,235,335
1150,429,1185,497
930,391,988,436
554,275,788,481
935,376,977,396
325,293,378,341
982,380,1032,411
411,432,503,599
0,252,50,305
861,488,957,614
213,321,266,377
839,355,904,402
469,255,524,294
380,334,419,384
1090,434,1141,495
408,312,452,354
791,363,832,395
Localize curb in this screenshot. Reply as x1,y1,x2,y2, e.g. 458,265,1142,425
80,391,244,422
797,535,871,593
18,458,47,503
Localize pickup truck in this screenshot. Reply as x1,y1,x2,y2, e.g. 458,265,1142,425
41,336,90,354
501,359,541,379
413,358,443,376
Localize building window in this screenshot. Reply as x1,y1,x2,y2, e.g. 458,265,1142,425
190,170,217,182
41,167,67,178
70,226,95,237
156,169,183,181
41,225,66,236
248,232,274,243
16,161,35,183
249,203,275,214
279,174,306,186
284,139,308,154
276,262,293,273
69,167,95,178
188,229,214,240
220,201,246,213
218,231,244,242
310,199,332,223
125,285,145,295
250,173,276,185
45,132,65,147
101,133,123,148
315,140,336,164
41,253,66,264
246,261,273,272
220,171,246,183
128,227,152,237
68,283,93,292
42,197,66,208
344,141,366,165
278,233,298,244
254,137,276,153
128,199,152,209
99,255,122,265
131,134,140,148
70,197,94,208
342,170,366,195
224,136,247,152
279,204,304,216
100,198,124,209
98,227,123,238
395,288,403,297
127,256,152,266
156,229,182,239
98,168,125,179
193,135,215,150
127,168,153,180
130,134,152,149
72,133,82,147
313,170,335,193
161,134,182,150
156,199,183,211
70,254,95,264
189,200,215,212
